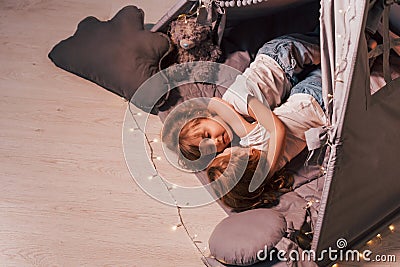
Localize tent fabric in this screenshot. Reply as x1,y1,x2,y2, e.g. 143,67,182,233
314,0,400,265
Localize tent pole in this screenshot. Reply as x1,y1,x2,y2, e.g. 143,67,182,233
382,2,392,82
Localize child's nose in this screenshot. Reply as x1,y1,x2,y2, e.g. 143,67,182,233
212,138,218,146
212,139,222,151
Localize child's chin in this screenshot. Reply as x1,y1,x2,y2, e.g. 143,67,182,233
222,144,230,151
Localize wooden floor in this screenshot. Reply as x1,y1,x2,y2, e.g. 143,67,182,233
0,1,226,266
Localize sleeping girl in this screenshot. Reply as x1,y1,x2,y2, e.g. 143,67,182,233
163,33,324,168
162,33,326,209
178,68,325,210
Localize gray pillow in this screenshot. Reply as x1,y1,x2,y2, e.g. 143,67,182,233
209,209,286,266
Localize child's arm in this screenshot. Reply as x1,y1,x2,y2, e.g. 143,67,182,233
207,97,255,137
247,96,286,176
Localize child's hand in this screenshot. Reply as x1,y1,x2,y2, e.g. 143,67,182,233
208,97,255,138
247,96,286,178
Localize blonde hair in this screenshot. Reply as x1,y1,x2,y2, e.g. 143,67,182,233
161,99,214,170
179,117,207,161
207,147,293,212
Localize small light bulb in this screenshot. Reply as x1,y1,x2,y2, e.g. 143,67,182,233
376,233,381,238
171,223,182,231
129,128,135,132
332,264,339,267
366,240,373,246
152,138,159,143
389,225,395,232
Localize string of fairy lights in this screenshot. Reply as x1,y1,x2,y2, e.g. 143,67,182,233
331,223,397,267
126,100,325,264
126,100,325,265
127,103,212,267
126,105,398,267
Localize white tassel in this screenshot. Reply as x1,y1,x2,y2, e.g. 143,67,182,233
220,0,265,7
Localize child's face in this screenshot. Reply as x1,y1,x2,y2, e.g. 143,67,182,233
193,116,233,153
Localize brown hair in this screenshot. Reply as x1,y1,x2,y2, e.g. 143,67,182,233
207,147,294,212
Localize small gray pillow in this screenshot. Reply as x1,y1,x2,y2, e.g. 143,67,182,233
209,209,286,266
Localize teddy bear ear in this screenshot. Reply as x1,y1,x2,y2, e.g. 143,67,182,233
169,21,177,32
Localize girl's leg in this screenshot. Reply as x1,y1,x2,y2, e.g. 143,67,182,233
256,33,321,86
274,92,326,171
290,68,324,111
273,70,325,170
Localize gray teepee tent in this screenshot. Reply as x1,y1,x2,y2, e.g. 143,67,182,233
314,0,400,264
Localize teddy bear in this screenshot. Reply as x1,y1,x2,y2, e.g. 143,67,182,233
167,16,222,82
